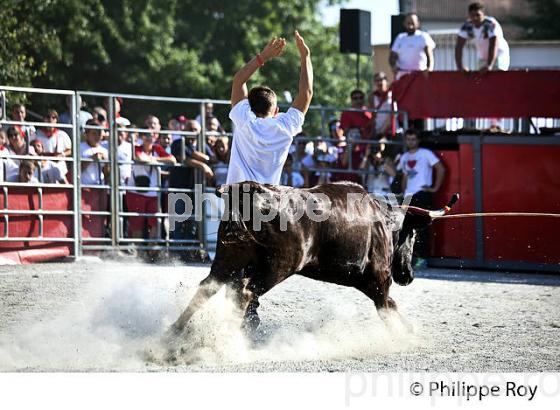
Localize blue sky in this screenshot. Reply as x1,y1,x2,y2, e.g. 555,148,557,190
319,0,399,45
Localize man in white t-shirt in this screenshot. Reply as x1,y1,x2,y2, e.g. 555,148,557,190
225,31,313,333
227,31,313,186
455,2,510,72
80,119,109,186
399,128,445,262
399,131,444,197
390,13,436,80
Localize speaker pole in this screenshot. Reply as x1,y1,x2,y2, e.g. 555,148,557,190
356,53,360,89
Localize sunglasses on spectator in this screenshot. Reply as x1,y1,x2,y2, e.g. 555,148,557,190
45,115,57,119
7,133,19,139
351,95,364,100
330,123,341,130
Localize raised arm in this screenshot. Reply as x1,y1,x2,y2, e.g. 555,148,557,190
230,37,286,107
292,30,313,114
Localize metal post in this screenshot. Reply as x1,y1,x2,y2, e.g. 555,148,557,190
356,53,360,89
402,110,409,131
199,102,207,252
155,166,162,242
0,91,6,121
38,188,44,238
319,106,327,138
71,93,82,257
473,136,485,264
3,187,8,237
109,96,119,249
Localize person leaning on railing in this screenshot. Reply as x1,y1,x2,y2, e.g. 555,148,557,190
80,119,109,186
29,139,68,184
3,126,36,181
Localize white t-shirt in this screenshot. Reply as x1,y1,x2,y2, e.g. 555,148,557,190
33,129,72,155
80,142,108,185
398,148,440,195
227,99,305,185
391,30,436,72
117,141,133,184
458,16,509,60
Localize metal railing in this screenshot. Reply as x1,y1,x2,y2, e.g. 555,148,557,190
1,85,409,259
1,86,80,256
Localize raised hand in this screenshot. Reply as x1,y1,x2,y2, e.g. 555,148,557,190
295,30,310,58
261,37,287,62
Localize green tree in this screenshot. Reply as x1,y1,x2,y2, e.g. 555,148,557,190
514,0,560,40
0,1,57,87
2,0,369,134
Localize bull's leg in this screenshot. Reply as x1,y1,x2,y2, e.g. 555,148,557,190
230,267,287,336
170,274,225,334
355,277,411,332
243,296,261,333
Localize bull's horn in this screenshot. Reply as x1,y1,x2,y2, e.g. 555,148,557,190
406,193,460,218
428,193,460,218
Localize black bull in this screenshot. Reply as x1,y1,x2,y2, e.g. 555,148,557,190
171,181,458,334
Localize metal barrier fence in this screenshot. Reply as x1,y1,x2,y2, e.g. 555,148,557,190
1,85,408,259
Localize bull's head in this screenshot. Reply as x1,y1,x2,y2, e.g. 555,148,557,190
392,193,459,286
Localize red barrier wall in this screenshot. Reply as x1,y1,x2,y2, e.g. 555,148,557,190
392,71,560,119
0,187,108,263
432,148,476,260
482,144,560,265
431,140,560,269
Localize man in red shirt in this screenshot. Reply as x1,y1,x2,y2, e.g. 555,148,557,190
340,89,373,139
336,90,373,183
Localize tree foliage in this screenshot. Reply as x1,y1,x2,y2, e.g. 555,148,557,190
1,0,366,131
514,0,560,40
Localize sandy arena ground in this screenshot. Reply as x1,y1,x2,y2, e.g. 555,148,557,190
0,259,559,372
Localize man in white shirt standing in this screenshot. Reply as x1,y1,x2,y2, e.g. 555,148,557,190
390,13,436,80
399,128,445,267
227,31,313,185
455,2,510,72
226,31,313,333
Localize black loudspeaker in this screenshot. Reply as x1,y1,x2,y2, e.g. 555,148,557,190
391,14,406,46
339,9,371,55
